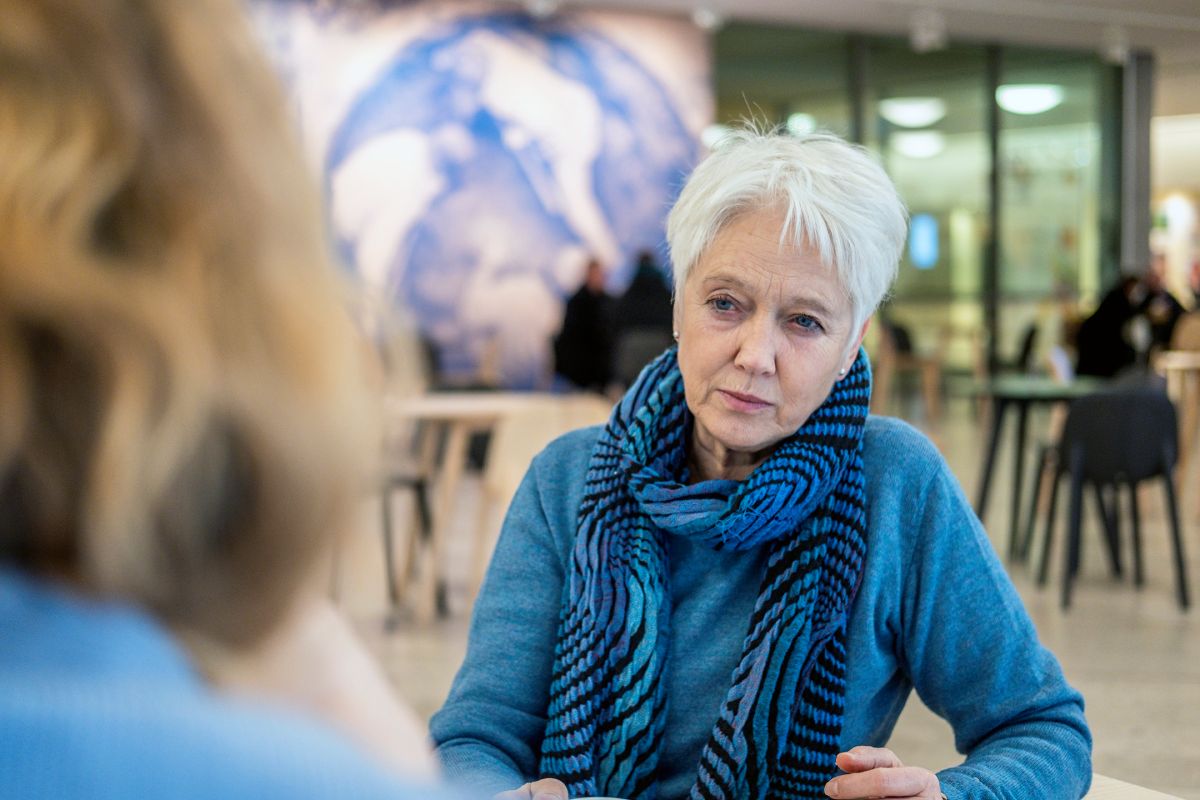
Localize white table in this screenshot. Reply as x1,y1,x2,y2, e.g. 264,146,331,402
1086,773,1184,798
387,391,561,619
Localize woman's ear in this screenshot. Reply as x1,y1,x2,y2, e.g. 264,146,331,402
837,317,872,378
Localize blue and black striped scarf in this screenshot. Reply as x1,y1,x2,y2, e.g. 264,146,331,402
540,347,870,800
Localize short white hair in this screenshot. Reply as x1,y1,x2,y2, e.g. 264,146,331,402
667,127,908,338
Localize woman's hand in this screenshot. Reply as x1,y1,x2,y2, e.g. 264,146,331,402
824,746,944,799
493,778,569,800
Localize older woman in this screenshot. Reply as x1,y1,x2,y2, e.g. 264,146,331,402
0,0,440,796
431,129,1091,800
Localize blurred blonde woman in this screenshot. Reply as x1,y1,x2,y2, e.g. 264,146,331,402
0,0,442,796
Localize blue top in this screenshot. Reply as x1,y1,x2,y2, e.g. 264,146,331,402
0,567,445,799
430,417,1092,799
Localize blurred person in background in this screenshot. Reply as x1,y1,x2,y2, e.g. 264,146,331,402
1188,257,1200,308
432,129,1090,800
1139,253,1185,351
0,0,446,796
553,257,615,392
614,249,674,335
1075,275,1142,377
1076,260,1185,378
611,249,675,388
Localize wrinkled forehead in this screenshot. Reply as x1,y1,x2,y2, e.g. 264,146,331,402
687,208,852,308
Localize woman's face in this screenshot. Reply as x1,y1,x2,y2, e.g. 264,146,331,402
675,208,866,472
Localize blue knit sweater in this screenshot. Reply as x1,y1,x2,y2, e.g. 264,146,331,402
431,417,1092,800
0,568,448,799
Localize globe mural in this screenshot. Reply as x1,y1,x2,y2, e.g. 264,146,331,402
256,3,708,387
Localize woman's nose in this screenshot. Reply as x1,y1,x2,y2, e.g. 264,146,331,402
733,318,777,376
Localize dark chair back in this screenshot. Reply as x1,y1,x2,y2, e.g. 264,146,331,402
614,328,674,388
1059,386,1177,484
1040,382,1189,610
1015,324,1039,373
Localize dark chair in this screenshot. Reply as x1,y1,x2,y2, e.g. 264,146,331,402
992,323,1039,375
1014,323,1039,373
1030,386,1189,609
614,327,674,388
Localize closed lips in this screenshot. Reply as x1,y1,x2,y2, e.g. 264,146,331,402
720,389,771,405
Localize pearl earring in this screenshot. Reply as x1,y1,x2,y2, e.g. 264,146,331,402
838,368,846,376
672,330,679,341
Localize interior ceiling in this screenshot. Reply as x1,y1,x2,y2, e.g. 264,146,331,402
577,0,1200,114
587,0,1200,62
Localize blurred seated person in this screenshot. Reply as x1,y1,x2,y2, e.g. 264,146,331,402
1075,276,1142,377
432,128,1090,800
0,1,449,796
553,258,615,392
612,249,675,387
878,314,914,355
1076,264,1185,378
1141,253,1185,351
615,249,674,333
1189,257,1200,308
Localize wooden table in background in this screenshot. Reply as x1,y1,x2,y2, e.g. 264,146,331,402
387,391,559,620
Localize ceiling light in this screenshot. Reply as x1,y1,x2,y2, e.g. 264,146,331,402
891,130,945,159
525,0,559,19
1102,25,1130,65
909,8,947,53
879,97,946,129
786,113,817,136
701,124,732,149
692,8,725,31
995,84,1064,115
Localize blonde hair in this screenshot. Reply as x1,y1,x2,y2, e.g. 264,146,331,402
0,0,376,649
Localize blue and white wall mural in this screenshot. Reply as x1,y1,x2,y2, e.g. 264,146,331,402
251,2,711,387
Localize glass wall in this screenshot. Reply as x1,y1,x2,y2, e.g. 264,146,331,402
713,24,1122,374
713,26,853,139
863,41,989,371
997,49,1118,366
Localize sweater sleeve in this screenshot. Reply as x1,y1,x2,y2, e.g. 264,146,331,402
429,451,570,796
897,461,1092,800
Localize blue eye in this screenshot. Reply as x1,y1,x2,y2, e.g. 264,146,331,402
792,314,824,333
709,296,736,313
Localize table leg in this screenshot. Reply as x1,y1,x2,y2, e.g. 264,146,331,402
1009,401,1030,561
975,397,1007,520
421,421,469,621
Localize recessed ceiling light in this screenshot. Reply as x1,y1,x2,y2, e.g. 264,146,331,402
525,0,559,19
786,113,817,136
891,130,945,159
879,97,946,128
1102,25,1130,65
909,8,948,53
701,124,732,149
996,84,1064,115
692,8,724,31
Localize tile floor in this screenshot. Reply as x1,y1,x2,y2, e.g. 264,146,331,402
337,394,1200,799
